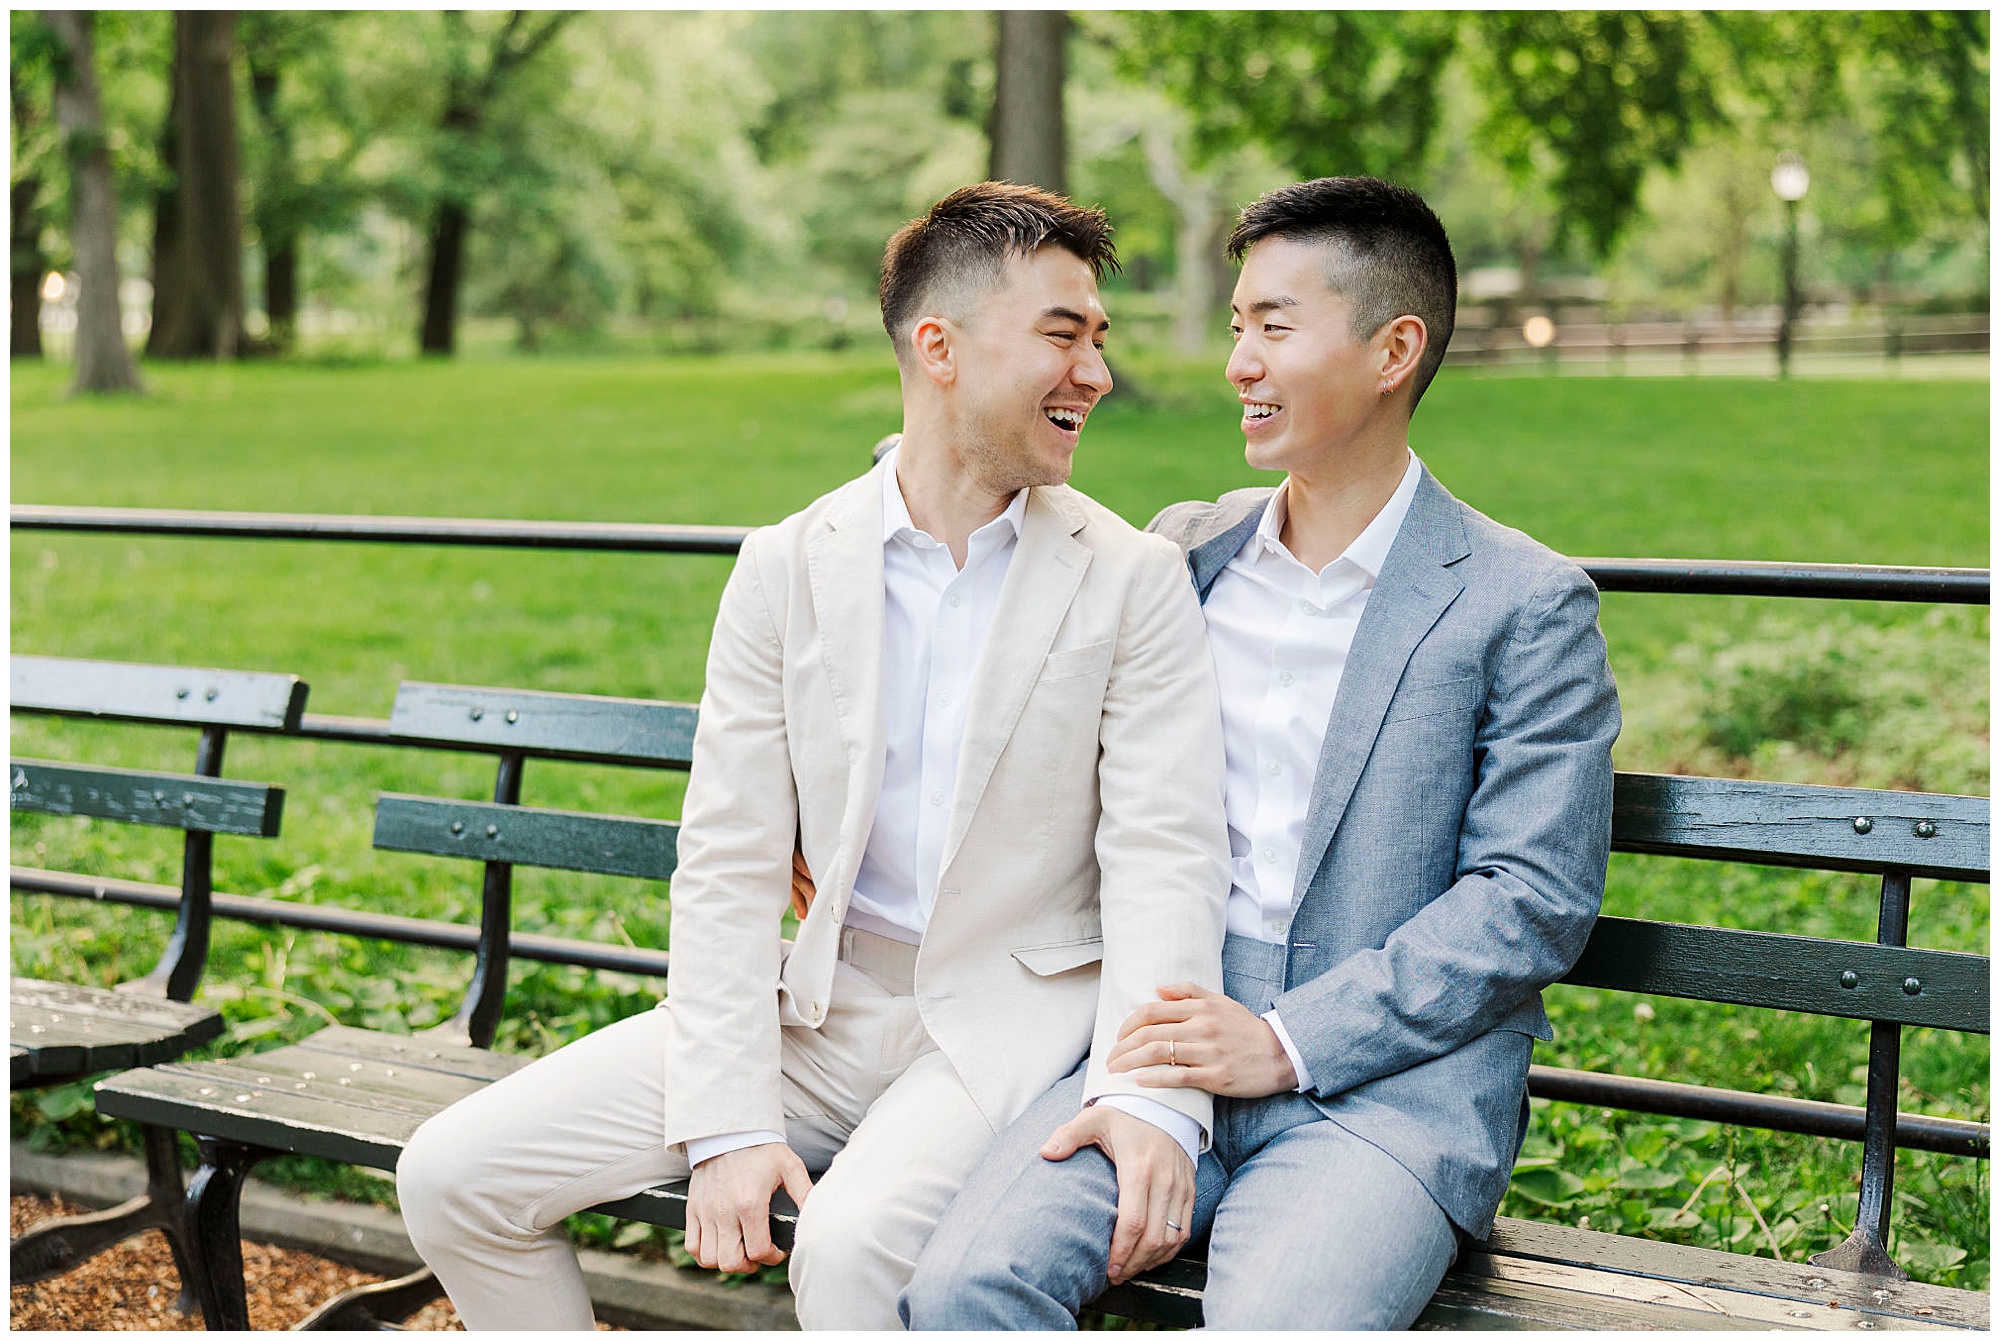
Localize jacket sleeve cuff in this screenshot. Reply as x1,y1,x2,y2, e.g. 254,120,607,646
1092,1094,1205,1164
685,1129,787,1169
1263,1008,1314,1092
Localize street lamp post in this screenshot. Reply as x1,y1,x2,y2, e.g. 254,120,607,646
1771,150,1810,379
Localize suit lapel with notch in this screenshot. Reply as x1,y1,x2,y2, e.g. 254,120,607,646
804,468,888,851
939,486,1092,874
1291,470,1470,904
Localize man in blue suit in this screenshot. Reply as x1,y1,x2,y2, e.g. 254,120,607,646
899,177,1621,1329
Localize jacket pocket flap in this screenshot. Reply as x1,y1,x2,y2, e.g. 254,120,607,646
1010,937,1105,976
1040,639,1115,682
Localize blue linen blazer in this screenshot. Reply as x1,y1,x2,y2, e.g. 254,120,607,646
1149,465,1621,1237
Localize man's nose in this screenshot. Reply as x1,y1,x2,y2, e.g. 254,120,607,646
1225,337,1261,388
1073,342,1112,396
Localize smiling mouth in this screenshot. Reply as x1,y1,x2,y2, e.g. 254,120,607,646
1045,406,1089,434
1242,401,1280,423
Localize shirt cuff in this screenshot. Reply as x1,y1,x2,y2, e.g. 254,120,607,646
1092,1095,1204,1166
685,1129,787,1169
1263,1008,1314,1092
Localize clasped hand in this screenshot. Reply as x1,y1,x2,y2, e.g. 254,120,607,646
686,1142,814,1274
1107,981,1299,1098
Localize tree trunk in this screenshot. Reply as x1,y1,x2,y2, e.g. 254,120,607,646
1139,123,1221,355
149,11,244,359
245,46,296,347
45,10,141,393
145,51,184,357
989,11,1066,194
11,175,46,358
419,197,469,356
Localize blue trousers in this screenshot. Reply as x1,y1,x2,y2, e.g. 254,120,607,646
900,937,1459,1330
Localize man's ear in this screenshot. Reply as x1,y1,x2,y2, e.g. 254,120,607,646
1377,315,1428,398
912,315,955,389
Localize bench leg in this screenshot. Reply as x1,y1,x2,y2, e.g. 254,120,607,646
11,1124,202,1316
294,1266,446,1331
186,1136,267,1331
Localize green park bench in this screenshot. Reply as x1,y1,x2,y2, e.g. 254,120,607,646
91,681,692,1329
51,675,1985,1330
9,656,305,1312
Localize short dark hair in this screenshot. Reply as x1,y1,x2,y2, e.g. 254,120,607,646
880,182,1118,361
1228,177,1457,408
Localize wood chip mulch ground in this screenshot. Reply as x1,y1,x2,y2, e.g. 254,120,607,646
10,1192,467,1331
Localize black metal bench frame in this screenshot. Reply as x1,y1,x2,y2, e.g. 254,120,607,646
9,656,305,1320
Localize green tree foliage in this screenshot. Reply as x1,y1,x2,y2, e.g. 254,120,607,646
1468,12,1722,258
1103,11,1459,186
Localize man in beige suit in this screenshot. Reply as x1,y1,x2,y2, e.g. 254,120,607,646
397,183,1231,1329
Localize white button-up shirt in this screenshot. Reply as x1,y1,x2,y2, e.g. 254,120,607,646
1202,451,1422,1090
845,452,1027,943
689,450,1199,1167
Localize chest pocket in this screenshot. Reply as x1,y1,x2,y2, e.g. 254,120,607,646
1039,638,1115,683
1382,675,1481,724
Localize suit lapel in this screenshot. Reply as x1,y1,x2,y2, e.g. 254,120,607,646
940,486,1091,873
1186,491,1270,600
1292,471,1470,903
804,469,888,796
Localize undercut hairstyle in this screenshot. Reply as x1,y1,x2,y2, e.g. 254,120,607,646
879,182,1118,361
1228,177,1458,409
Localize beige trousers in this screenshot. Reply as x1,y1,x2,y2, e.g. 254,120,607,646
398,938,996,1330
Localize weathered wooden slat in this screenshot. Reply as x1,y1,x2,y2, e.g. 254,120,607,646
373,795,677,881
10,760,284,837
95,1063,428,1169
10,656,307,731
141,1054,491,1124
270,1025,534,1084
388,683,695,765
10,1044,29,1086
11,995,223,1081
1612,774,1989,881
12,978,223,1033
1563,917,1988,1032
1480,1216,1987,1328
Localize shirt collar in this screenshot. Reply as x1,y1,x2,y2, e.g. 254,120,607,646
1253,449,1422,581
879,444,1029,548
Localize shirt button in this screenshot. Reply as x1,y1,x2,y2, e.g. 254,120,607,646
1265,760,1281,775
948,593,962,608
1267,919,1286,936
1298,599,1315,615
930,789,945,805
1277,670,1295,687
1261,847,1277,862
938,692,951,707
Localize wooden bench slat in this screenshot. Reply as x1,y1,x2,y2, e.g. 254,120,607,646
11,760,285,837
275,1025,538,1084
13,978,223,1032
389,683,696,765
373,795,678,881
136,1054,492,1123
11,986,223,1081
11,656,307,731
1612,774,1989,882
1563,917,1988,1032
95,1061,429,1168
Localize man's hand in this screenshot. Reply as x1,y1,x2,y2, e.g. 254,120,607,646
789,848,815,919
686,1142,813,1273
1041,1106,1194,1285
1108,982,1298,1098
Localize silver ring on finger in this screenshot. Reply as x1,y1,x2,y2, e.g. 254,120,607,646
1165,1218,1183,1232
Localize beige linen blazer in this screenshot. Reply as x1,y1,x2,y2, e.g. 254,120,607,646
659,457,1230,1151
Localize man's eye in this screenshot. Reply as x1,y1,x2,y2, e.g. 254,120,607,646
1228,326,1243,340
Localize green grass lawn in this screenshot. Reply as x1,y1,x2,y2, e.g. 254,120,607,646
10,353,1990,1288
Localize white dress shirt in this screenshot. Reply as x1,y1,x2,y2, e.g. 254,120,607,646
690,450,1201,1167
1202,451,1422,1091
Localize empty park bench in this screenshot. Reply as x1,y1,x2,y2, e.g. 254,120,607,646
80,699,1989,1329
9,656,304,1315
